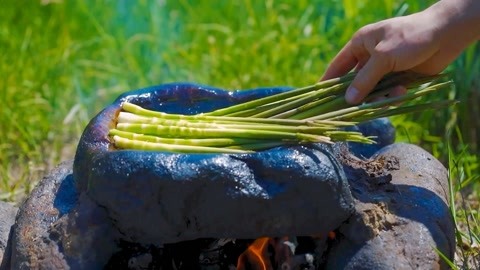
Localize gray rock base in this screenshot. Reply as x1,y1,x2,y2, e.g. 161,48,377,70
10,161,119,270
1,144,456,269
326,143,455,270
0,201,17,270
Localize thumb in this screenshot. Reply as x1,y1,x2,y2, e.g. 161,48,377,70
345,55,390,104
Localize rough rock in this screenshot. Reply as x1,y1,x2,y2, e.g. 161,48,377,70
326,143,455,270
0,201,18,270
74,83,355,245
10,161,120,270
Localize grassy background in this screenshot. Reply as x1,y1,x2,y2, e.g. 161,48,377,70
1,0,479,268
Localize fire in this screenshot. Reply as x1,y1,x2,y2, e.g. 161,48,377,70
237,237,273,270
236,234,330,269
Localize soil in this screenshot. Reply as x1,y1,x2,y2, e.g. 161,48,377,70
336,144,400,187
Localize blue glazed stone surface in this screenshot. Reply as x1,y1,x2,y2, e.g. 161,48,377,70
73,83,355,245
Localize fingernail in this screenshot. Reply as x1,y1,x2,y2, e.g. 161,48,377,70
345,86,359,104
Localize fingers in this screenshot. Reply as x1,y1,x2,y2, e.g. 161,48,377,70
345,54,392,104
321,41,358,81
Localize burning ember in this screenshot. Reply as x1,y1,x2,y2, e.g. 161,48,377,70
104,236,324,269
237,237,272,270
237,236,323,270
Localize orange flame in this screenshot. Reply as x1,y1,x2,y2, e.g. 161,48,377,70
237,237,273,270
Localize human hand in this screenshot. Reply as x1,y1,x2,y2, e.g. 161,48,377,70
322,0,480,104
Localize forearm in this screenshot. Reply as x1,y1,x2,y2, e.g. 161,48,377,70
427,0,480,48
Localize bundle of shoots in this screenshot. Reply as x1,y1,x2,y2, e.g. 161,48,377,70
109,72,455,154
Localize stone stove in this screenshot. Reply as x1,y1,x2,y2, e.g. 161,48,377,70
0,83,455,269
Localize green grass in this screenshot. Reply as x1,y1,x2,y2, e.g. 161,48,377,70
1,0,479,267
445,136,480,269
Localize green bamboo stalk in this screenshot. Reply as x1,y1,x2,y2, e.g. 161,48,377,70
109,129,262,146
250,83,347,118
122,102,305,124
203,73,356,116
325,131,376,143
117,112,339,133
112,136,253,154
112,72,453,153
115,123,333,143
311,120,359,126
308,81,453,121
223,90,322,117
222,102,281,117
370,72,446,94
324,108,384,121
353,100,458,122
290,96,348,120
361,73,448,104
121,102,352,127
270,96,337,119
